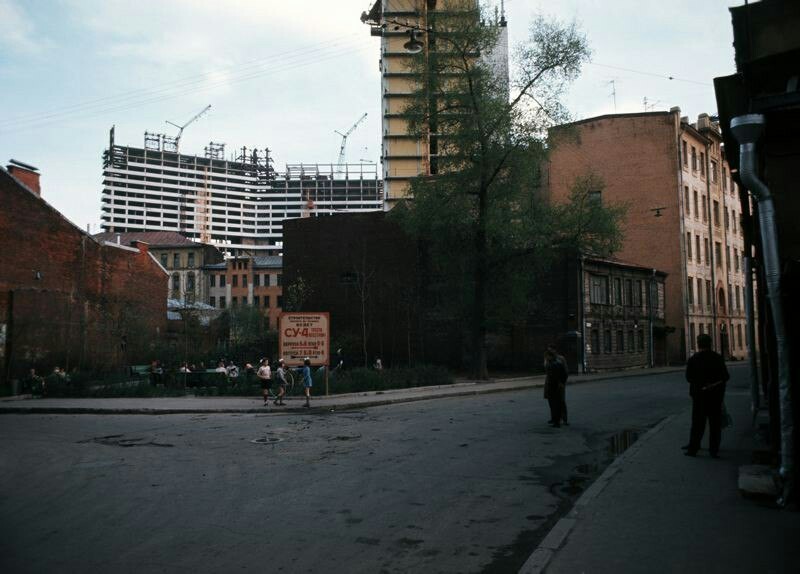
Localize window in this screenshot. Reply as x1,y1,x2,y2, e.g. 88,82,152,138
705,281,712,308
590,275,609,304
726,247,731,270
187,253,195,268
160,253,168,268
210,296,216,308
232,296,238,306
690,324,696,350
220,296,226,308
220,275,226,288
614,277,622,305
702,195,708,222
254,295,260,307
724,208,729,230
728,283,733,312
734,248,740,271
210,274,216,288
264,274,271,287
277,295,284,308
187,272,195,292
264,295,270,308
736,286,741,311
704,238,710,265
715,242,722,268
713,200,720,226
604,330,612,353
707,323,712,338
591,330,600,354
693,191,699,220
722,167,728,191
634,280,642,306
277,274,283,287
697,278,703,307
688,278,694,305
687,233,693,260
254,274,260,287
737,324,743,349
700,151,706,176
682,141,688,167
242,274,248,288
638,330,645,352
711,160,718,183
616,330,624,353
172,273,180,293
699,323,705,335
691,146,697,171
684,186,690,215
625,279,633,306
232,275,238,287
173,253,181,268
627,330,635,353
696,236,701,264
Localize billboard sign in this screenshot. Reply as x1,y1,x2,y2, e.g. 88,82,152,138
279,312,330,367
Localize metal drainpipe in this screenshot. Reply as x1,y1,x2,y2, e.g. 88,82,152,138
731,113,794,507
704,140,719,354
649,270,656,368
744,255,760,416
579,254,587,373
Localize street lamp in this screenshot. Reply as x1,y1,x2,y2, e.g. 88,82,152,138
403,29,424,53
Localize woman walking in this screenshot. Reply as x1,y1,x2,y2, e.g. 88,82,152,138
274,359,287,406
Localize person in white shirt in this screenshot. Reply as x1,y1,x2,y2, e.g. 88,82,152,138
257,358,272,407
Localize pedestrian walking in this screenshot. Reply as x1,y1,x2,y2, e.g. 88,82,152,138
544,346,569,427
257,358,272,407
274,359,287,406
684,333,730,458
302,357,313,408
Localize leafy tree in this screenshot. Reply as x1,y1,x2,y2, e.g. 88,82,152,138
393,4,624,378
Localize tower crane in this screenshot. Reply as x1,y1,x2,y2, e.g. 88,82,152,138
166,104,212,151
335,112,368,165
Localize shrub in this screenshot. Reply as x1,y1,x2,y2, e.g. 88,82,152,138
326,365,452,395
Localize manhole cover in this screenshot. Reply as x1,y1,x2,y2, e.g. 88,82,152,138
250,437,284,445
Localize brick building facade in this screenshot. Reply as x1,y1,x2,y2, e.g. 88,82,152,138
0,166,167,383
205,256,283,329
93,231,224,305
547,110,749,365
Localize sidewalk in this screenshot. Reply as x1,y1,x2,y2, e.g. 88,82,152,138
521,379,800,574
0,365,683,415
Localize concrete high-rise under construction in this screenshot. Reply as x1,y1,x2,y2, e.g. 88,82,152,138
100,128,382,256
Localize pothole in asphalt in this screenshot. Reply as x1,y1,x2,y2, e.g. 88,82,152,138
250,437,284,445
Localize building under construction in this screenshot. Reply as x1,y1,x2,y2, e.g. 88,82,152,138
100,128,383,256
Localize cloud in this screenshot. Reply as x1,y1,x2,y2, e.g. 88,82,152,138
0,0,42,55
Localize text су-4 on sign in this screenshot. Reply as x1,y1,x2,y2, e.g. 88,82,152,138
279,312,330,367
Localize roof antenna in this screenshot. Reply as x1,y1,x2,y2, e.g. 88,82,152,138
500,0,507,26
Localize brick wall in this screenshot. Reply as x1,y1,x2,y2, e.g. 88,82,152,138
548,112,686,364
0,169,167,382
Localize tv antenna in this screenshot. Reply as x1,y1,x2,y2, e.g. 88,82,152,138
643,97,661,112
606,80,617,112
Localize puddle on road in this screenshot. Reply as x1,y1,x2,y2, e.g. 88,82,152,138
608,429,641,457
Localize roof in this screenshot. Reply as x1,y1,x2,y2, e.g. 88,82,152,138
584,255,668,277
253,256,282,269
93,231,199,248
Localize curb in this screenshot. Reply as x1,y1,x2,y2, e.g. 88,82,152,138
518,414,676,574
0,366,686,416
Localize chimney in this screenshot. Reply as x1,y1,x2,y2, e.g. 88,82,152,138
697,113,711,130
131,240,150,254
7,159,41,197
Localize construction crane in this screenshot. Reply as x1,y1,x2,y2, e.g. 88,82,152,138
335,112,368,165
165,104,212,151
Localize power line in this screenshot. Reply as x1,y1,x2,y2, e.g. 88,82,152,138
0,34,367,130
587,62,712,87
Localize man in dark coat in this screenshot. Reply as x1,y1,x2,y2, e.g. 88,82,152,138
684,333,730,458
544,347,568,427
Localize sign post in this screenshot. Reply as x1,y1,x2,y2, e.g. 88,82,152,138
278,312,330,394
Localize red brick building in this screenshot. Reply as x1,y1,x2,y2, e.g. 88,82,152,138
547,110,749,365
205,256,283,329
0,164,167,384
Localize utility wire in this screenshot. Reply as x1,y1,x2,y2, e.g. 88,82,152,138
0,40,374,134
585,62,711,87
0,33,367,129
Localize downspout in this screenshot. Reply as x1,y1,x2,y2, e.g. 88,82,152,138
744,255,759,416
649,269,656,368
731,113,794,507
704,140,719,355
578,254,587,374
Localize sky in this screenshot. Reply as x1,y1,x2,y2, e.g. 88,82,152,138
0,0,739,231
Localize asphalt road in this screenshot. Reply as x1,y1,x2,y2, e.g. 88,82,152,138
0,369,698,573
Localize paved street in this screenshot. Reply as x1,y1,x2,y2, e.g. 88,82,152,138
1,369,699,573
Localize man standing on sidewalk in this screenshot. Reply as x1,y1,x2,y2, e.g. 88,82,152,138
684,333,729,458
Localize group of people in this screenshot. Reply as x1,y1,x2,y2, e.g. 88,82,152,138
255,357,313,408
